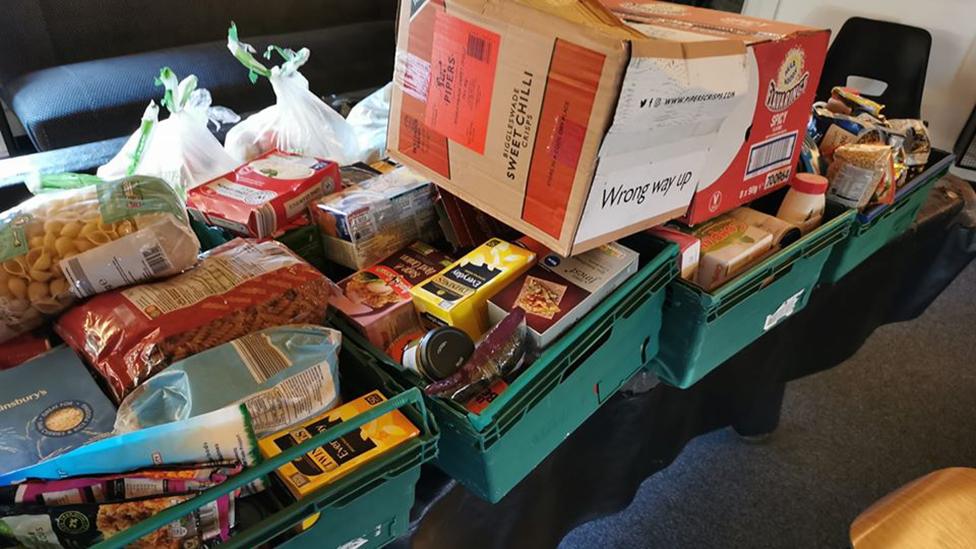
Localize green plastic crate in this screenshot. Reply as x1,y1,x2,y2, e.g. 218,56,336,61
820,150,954,284
340,241,678,502
92,344,438,549
650,209,855,389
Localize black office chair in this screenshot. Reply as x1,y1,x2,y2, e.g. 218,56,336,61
817,17,931,119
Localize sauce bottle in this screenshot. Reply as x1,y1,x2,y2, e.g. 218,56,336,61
777,173,828,234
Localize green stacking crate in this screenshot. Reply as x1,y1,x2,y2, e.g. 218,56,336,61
650,209,855,389
341,240,678,502
94,344,438,549
820,150,954,284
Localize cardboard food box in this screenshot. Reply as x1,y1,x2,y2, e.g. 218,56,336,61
603,1,829,225
388,0,751,256
331,242,454,350
259,390,419,499
188,150,341,238
310,168,442,270
692,214,773,291
487,240,638,347
411,238,535,338
647,225,700,281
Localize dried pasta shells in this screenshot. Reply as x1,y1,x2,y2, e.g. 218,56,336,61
8,278,28,300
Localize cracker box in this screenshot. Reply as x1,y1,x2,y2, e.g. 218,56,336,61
388,0,750,256
258,390,419,499
411,238,535,338
188,150,341,238
603,1,829,225
487,240,638,347
331,242,454,350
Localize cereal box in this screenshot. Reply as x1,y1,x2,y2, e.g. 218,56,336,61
188,150,341,238
411,239,535,339
487,240,638,347
259,390,419,499
331,242,453,350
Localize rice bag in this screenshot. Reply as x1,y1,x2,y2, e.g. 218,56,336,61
0,404,258,485
55,239,332,402
0,176,200,342
0,492,237,549
1,461,242,505
115,325,342,437
826,144,896,209
98,68,240,193
224,24,362,165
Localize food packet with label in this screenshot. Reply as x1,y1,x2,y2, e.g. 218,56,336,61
0,491,237,549
826,143,895,209
115,325,341,437
224,24,362,165
0,461,242,505
0,176,200,343
55,238,332,402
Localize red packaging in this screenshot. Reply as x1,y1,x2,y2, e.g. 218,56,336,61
188,149,341,238
603,1,829,225
435,188,518,253
0,330,52,371
55,239,332,402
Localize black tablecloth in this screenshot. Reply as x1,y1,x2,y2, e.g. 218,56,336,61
393,177,976,549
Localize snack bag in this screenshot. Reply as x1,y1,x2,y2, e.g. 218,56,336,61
115,325,342,437
56,239,332,402
826,144,895,209
98,68,240,193
0,176,200,342
224,24,362,164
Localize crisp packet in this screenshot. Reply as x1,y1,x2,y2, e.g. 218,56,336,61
831,87,885,118
0,492,236,549
0,462,242,505
0,404,258,486
888,119,931,173
115,325,342,437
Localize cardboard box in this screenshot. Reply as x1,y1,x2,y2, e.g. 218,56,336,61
411,238,535,338
188,150,341,238
647,225,700,281
692,214,773,291
388,0,750,256
487,240,638,347
259,390,419,499
603,1,829,225
331,242,454,350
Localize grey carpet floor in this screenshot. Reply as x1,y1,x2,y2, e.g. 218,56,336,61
561,261,976,549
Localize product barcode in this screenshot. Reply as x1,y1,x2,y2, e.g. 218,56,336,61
62,257,95,298
467,34,487,61
233,333,293,384
254,204,276,238
142,244,171,276
196,500,221,541
745,132,798,178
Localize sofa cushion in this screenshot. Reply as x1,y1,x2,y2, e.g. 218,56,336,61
5,21,393,151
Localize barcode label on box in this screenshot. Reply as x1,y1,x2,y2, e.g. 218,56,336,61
745,131,798,178
467,35,487,61
233,332,293,384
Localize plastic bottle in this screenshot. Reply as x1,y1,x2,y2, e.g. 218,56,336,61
777,173,828,234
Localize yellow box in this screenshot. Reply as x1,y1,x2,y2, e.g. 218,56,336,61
410,239,536,338
258,390,419,500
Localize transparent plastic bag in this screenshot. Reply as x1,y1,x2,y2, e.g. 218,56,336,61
0,176,200,343
225,24,362,165
98,68,240,193
347,82,392,164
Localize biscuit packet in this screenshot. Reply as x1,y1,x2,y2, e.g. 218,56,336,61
0,491,237,549
0,176,200,343
826,144,895,209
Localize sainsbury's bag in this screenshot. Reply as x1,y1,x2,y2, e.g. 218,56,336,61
98,68,240,193
224,24,362,165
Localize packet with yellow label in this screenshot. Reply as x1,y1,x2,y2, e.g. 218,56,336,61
410,239,536,339
258,390,419,499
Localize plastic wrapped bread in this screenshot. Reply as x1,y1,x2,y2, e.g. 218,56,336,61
56,239,332,402
0,176,200,343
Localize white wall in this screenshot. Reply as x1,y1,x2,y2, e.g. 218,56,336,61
769,0,976,152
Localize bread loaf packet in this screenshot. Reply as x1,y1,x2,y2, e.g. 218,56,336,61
56,239,332,402
0,176,200,343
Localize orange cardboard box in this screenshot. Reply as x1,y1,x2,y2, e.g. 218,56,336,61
388,0,751,256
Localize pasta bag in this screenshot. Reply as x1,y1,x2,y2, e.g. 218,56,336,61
0,176,200,343
224,24,363,165
98,67,240,193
